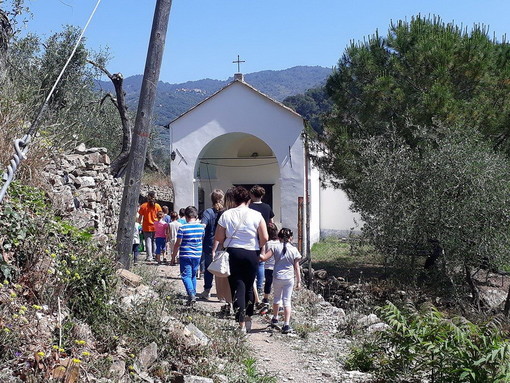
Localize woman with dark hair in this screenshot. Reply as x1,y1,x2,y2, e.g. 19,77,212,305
215,186,268,333
199,189,225,299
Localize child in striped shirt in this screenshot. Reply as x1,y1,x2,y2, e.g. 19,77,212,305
171,206,205,305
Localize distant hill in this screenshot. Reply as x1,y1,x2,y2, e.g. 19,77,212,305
96,66,332,126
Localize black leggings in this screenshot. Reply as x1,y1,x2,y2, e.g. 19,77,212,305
264,269,273,295
228,247,259,323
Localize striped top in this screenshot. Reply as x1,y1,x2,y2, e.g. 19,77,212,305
177,222,205,258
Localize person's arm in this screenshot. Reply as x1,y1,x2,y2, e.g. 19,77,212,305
172,238,182,260
165,224,170,240
294,257,301,289
257,218,268,249
214,224,226,247
260,248,273,262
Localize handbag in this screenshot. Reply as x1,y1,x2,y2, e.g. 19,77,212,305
207,209,247,278
208,250,230,277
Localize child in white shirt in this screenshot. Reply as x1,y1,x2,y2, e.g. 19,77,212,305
260,228,301,334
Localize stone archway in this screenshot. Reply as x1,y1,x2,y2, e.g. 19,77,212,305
194,132,281,220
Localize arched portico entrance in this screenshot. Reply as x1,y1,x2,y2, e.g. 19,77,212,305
194,132,281,221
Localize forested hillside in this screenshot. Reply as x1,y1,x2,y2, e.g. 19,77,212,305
96,66,332,126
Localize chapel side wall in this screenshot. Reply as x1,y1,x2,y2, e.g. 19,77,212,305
319,186,362,237
309,167,321,244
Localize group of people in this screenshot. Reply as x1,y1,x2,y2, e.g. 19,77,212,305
135,186,302,335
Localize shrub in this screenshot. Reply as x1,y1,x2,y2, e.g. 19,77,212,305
345,301,510,382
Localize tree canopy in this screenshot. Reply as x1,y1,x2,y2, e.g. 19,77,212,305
313,15,510,295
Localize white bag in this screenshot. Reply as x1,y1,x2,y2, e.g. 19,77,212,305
208,250,230,277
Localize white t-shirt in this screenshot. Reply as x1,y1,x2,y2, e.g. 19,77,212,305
264,240,279,269
218,205,264,251
267,241,301,280
169,220,182,241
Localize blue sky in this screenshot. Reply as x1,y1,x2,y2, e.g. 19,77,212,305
23,0,510,84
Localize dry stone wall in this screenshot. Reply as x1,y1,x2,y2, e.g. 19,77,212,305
42,144,174,246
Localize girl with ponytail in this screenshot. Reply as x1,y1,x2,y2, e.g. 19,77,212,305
259,227,301,334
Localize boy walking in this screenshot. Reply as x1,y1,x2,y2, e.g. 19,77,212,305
171,206,205,305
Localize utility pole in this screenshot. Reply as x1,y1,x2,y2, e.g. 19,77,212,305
116,0,173,269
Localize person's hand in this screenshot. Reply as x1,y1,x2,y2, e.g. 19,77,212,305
295,281,301,290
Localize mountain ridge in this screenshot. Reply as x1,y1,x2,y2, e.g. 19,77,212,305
96,65,332,126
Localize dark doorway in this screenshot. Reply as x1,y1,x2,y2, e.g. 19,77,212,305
234,184,274,209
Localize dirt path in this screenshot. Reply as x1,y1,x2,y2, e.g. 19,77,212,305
154,263,371,383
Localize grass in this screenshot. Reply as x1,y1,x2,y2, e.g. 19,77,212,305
310,237,385,282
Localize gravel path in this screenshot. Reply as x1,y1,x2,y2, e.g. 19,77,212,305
155,263,372,383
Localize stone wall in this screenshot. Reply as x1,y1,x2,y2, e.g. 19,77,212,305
42,144,123,245
42,144,175,245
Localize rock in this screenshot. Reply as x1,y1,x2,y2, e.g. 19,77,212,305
135,342,158,371
183,323,209,346
117,269,142,287
74,143,87,154
314,270,328,280
367,322,390,332
212,374,228,383
183,376,214,383
75,176,96,188
109,359,126,379
357,314,380,327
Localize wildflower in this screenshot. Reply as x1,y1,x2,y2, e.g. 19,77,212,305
10,292,17,298
47,268,55,275
12,314,19,319
65,269,71,275
59,348,64,353
128,353,135,358
72,358,81,364
50,253,57,259
3,280,9,285
32,305,42,310
74,340,86,346
82,351,90,357
13,284,21,290
52,345,59,350
4,328,11,333
20,306,27,311
128,365,135,371
70,255,77,261
74,273,80,279
37,352,45,357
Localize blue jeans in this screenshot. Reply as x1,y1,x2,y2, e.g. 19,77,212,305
180,257,201,298
256,261,265,291
155,237,166,255
202,251,214,290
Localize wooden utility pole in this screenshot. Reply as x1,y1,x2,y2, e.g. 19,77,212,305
116,0,173,269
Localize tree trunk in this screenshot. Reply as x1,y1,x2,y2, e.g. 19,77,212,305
465,264,480,310
88,61,132,177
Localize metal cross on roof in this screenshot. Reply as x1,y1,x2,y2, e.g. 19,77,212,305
232,55,245,73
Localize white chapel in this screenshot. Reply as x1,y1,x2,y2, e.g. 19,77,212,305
168,73,360,248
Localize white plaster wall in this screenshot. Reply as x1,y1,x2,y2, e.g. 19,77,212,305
309,167,321,244
319,186,362,237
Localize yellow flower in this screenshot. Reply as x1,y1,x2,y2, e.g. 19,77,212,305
65,269,71,275
4,328,11,333
128,353,135,358
20,306,27,311
13,284,21,290
52,345,59,350
10,292,17,298
37,351,45,357
82,351,90,356
74,273,80,279
59,348,65,353
50,253,57,259
72,358,81,364
70,255,77,261
74,340,86,345
12,314,19,319
32,305,42,310
128,365,135,371
3,280,9,285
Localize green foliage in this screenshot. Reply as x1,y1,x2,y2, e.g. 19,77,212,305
283,86,333,133
346,302,510,382
242,357,277,383
1,25,123,158
315,15,510,192
349,128,510,285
